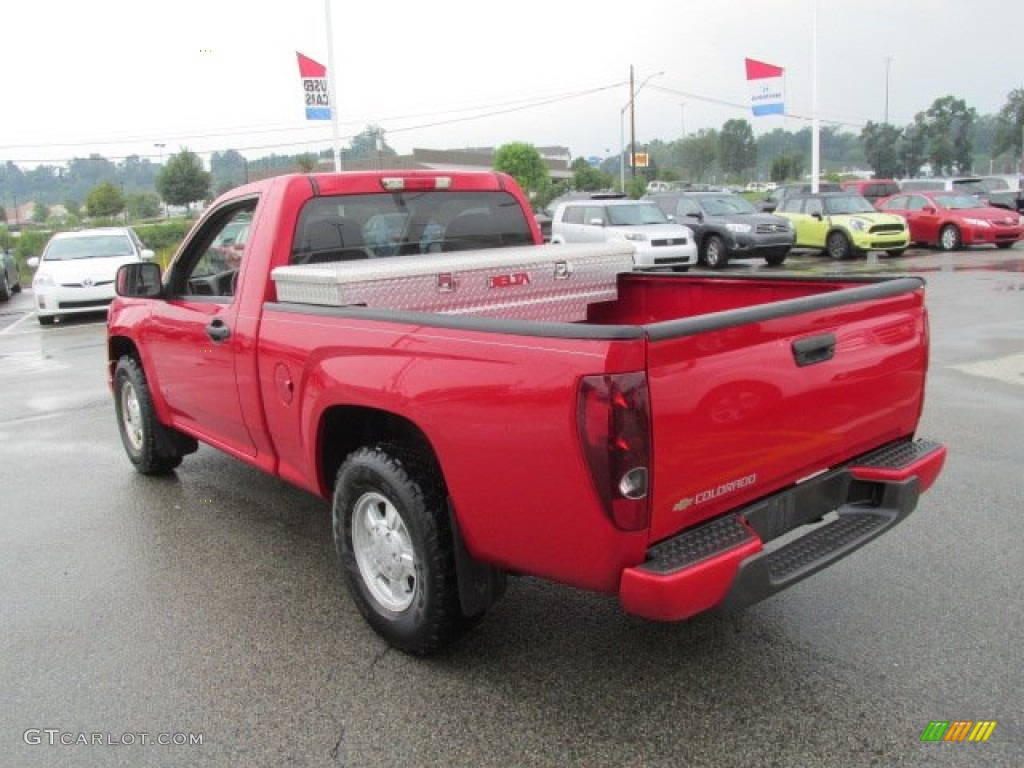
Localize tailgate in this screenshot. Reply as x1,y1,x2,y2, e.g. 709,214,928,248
643,277,929,543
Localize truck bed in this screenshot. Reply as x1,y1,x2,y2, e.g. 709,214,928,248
263,249,931,588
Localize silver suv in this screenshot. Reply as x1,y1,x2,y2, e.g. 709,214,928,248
550,199,697,270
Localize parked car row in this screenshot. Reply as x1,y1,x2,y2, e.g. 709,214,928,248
549,198,697,270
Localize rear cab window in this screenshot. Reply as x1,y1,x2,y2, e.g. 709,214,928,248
291,190,533,263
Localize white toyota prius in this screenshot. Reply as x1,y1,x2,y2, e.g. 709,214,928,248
28,227,154,325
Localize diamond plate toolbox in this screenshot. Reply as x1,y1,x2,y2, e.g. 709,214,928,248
271,243,635,322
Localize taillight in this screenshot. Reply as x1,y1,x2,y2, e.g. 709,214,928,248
577,372,652,531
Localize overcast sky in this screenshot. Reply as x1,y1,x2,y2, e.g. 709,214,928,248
2,0,1021,168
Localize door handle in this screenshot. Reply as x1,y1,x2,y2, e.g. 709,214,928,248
792,333,836,367
206,318,231,343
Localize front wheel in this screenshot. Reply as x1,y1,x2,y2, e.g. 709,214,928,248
764,249,788,266
939,224,962,251
0,273,9,301
702,235,730,269
333,445,474,656
826,231,853,260
113,356,184,474
995,242,1014,250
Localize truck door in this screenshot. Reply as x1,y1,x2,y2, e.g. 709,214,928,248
145,200,259,456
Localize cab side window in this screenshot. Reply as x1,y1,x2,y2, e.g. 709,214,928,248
173,202,257,299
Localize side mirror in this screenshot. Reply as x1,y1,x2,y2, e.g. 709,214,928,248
140,248,156,261
116,262,163,298
27,256,39,269
687,211,703,220
922,205,936,214
811,212,823,220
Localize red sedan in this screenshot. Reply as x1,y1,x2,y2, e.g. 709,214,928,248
876,190,1023,251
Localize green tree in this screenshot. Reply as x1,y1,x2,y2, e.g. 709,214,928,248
993,88,1024,166
347,125,396,163
861,121,902,178
210,149,248,192
718,119,757,179
571,157,613,191
493,142,550,200
898,119,929,177
920,96,975,176
31,202,50,224
680,129,718,182
63,199,82,218
770,155,793,183
625,175,648,199
156,149,211,209
85,182,125,218
295,154,318,173
125,192,161,220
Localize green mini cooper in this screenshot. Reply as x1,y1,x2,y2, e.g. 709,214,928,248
775,192,909,259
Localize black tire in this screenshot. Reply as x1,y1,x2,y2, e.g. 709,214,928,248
113,356,184,474
886,249,906,258
938,224,962,252
995,242,1013,250
826,231,853,260
333,444,473,656
702,235,730,269
764,249,788,266
38,315,56,326
0,272,9,301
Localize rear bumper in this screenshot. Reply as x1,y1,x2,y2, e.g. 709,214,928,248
619,438,946,621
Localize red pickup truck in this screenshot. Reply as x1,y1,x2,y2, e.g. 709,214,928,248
107,170,946,655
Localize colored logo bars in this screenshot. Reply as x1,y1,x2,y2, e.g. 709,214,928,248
920,721,997,742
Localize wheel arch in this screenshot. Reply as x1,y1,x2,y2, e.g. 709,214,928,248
319,405,441,497
108,335,141,383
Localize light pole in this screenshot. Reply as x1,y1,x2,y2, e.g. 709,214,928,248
618,67,664,191
154,143,166,218
884,56,894,124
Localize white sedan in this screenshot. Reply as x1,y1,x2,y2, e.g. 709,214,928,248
28,227,154,325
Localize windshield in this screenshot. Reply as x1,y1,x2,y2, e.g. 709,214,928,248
823,196,876,215
607,204,669,226
700,195,757,215
934,194,985,210
44,234,134,261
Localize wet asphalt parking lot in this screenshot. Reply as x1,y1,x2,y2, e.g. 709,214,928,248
1,245,1022,767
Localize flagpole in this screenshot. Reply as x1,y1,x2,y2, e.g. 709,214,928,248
810,0,820,192
324,0,341,171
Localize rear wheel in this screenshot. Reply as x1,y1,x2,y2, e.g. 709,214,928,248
886,249,906,258
38,315,56,326
826,231,853,260
939,224,962,251
995,242,1014,250
702,235,730,269
333,444,475,656
0,273,9,301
